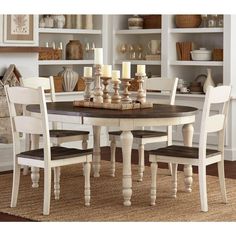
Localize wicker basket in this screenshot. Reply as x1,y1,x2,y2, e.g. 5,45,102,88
175,15,202,28
39,48,62,60
75,77,86,91
213,48,223,61
142,15,161,29
53,76,63,92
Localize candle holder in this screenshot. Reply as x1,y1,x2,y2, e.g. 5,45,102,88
111,79,121,104
83,76,94,101
121,78,132,104
93,64,103,103
136,74,147,104
101,77,112,103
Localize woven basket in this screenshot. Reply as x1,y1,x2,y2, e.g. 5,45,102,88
53,76,63,92
75,77,86,91
213,48,223,61
175,15,202,28
142,15,161,29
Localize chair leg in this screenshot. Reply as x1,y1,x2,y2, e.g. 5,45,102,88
110,137,116,177
184,165,193,193
217,160,227,203
43,168,52,215
198,165,208,212
168,163,173,176
171,163,178,198
53,167,61,200
84,162,91,206
22,166,29,175
138,144,145,182
150,162,157,206
82,137,88,150
11,162,21,208
31,167,40,188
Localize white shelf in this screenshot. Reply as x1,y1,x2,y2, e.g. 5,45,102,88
170,28,223,34
38,28,102,35
116,29,162,35
115,60,161,65
170,61,223,66
148,91,205,98
38,60,94,65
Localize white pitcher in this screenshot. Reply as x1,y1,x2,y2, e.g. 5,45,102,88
148,40,161,55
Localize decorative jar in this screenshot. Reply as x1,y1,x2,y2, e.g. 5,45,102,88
128,15,143,29
66,40,83,60
53,15,65,28
58,66,79,92
203,68,215,93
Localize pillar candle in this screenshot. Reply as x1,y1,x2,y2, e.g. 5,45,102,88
137,65,146,76
122,61,131,78
94,48,103,65
112,70,120,81
101,65,112,77
84,67,93,77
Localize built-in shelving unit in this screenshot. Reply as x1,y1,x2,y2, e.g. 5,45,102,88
170,27,223,33
116,29,162,35
38,60,94,65
38,28,102,35
115,60,161,65
170,61,223,66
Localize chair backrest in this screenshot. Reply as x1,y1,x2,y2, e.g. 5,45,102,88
199,85,231,161
145,77,178,105
5,85,51,166
20,76,56,102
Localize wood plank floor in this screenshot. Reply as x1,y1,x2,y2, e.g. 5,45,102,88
1,146,236,221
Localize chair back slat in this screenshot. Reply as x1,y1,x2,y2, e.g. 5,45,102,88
7,86,41,105
14,116,43,134
199,85,231,161
146,77,178,105
20,76,56,102
206,114,225,133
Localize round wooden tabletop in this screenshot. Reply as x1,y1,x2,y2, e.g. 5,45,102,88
27,102,198,119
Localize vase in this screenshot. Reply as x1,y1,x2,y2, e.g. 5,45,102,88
66,40,83,60
85,15,93,29
203,68,215,93
53,15,65,28
65,15,72,29
128,15,143,29
58,66,78,92
75,15,82,29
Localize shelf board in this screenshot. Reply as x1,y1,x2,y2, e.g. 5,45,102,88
170,61,223,66
148,91,205,98
38,28,102,35
116,29,162,35
38,60,94,65
0,46,41,53
115,60,161,65
170,28,223,34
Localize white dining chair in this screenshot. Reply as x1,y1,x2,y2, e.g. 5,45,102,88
149,85,231,212
20,77,89,179
5,85,92,215
109,77,178,181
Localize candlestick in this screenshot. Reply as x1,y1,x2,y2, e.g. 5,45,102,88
84,67,93,78
101,65,112,77
111,79,121,104
112,70,120,81
83,76,94,101
101,76,112,103
94,48,103,65
136,74,147,104
121,78,132,104
93,64,103,103
122,62,131,79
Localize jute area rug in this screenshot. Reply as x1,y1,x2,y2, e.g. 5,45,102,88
0,160,236,221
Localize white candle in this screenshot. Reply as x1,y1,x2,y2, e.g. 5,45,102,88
122,61,131,78
94,48,103,65
84,67,93,77
112,70,120,81
101,65,112,77
137,65,146,76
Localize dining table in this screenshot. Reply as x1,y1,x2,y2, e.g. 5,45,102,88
27,102,198,206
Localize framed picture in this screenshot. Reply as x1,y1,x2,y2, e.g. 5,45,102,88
3,15,36,44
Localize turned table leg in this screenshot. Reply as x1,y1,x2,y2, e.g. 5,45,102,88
182,123,194,192
93,126,101,177
120,130,133,206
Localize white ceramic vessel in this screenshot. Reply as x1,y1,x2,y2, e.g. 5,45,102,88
190,48,212,61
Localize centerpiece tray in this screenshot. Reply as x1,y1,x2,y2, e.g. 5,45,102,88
73,100,153,110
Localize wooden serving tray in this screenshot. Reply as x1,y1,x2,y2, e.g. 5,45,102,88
73,100,153,110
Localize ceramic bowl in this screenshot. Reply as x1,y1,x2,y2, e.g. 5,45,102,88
190,48,212,61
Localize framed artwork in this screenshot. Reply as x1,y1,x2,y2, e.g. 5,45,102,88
3,15,36,44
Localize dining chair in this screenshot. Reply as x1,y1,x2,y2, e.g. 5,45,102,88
20,76,89,178
5,85,92,215
149,85,231,212
109,77,178,181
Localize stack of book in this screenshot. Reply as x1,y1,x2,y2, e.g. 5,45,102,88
176,42,194,60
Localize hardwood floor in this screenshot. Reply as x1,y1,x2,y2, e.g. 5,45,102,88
1,146,236,221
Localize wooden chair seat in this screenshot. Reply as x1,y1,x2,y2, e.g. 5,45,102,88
49,130,89,138
109,130,167,139
149,145,221,159
17,146,93,161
